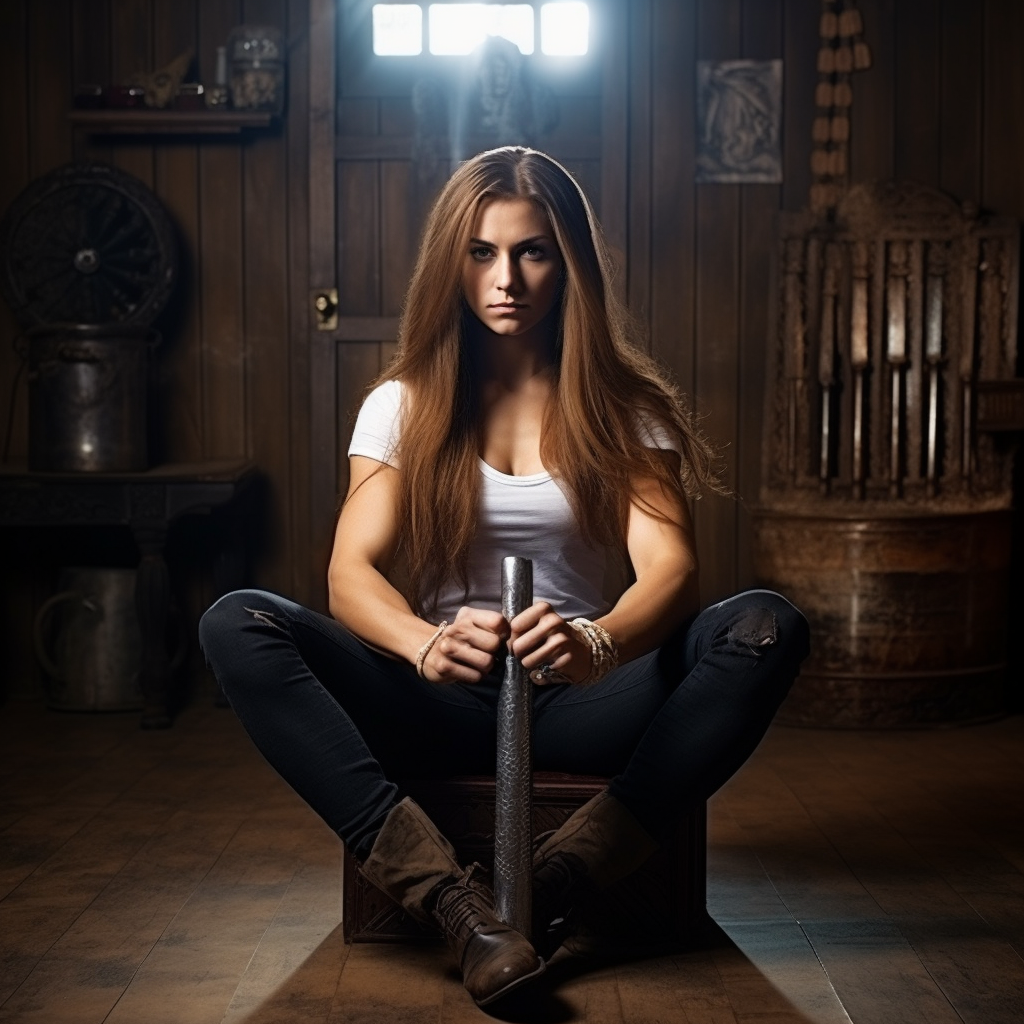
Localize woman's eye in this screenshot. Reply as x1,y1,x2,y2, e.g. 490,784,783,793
522,246,545,259
469,247,493,260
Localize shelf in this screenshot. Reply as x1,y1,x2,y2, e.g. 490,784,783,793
69,109,277,136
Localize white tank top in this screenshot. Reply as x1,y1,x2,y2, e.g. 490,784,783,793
347,379,678,622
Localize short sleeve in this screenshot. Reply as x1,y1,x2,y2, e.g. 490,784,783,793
348,380,403,467
634,408,683,455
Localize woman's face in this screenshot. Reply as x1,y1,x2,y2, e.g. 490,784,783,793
461,197,564,341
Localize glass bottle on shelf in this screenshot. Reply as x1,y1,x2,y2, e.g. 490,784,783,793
205,46,230,109
227,25,285,115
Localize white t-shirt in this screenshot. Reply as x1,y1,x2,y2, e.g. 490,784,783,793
347,379,680,623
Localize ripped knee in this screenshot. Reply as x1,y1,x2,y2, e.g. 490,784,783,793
726,607,777,653
244,606,287,632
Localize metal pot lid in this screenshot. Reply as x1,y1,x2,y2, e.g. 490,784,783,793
0,162,178,331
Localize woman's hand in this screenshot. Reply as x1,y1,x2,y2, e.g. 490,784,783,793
420,605,509,685
509,602,591,685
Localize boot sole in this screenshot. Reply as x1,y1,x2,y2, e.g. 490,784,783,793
474,956,547,1006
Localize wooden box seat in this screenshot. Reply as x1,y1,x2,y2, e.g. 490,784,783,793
342,772,706,944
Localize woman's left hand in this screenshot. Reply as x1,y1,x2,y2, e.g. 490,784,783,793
508,602,591,685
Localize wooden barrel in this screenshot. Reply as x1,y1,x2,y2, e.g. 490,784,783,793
752,507,1010,727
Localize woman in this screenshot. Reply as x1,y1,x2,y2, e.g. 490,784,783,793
199,146,809,1008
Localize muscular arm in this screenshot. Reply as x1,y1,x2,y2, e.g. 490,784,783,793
596,452,700,662
328,456,506,682
510,452,700,679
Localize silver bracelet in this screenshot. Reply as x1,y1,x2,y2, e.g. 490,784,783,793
568,617,619,684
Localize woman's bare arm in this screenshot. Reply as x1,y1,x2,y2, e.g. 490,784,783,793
328,456,506,682
509,452,699,680
595,473,699,661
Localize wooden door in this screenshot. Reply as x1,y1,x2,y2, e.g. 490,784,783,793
306,0,628,603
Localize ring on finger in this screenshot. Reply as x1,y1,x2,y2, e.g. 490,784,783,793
532,663,568,684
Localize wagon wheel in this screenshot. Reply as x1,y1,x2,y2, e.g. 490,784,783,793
0,162,178,329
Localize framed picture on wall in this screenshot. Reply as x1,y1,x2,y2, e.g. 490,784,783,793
696,59,783,184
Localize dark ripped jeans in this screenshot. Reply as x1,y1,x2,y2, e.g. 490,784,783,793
199,589,809,860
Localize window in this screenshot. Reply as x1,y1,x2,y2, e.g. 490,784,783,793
372,5,423,55
371,2,590,57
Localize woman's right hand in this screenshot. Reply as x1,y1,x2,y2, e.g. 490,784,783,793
419,605,509,684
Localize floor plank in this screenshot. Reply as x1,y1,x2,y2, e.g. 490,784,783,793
219,858,348,1024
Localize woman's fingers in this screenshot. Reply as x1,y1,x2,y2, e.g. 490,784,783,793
422,603,592,685
509,603,590,682
423,606,508,683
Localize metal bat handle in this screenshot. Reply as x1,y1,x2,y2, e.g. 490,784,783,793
494,556,533,935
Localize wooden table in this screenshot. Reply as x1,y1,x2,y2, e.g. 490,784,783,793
0,459,258,728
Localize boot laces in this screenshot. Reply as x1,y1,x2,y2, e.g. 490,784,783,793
433,866,496,940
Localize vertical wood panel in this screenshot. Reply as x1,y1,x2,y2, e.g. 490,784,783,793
981,0,1024,216
0,0,30,463
109,1,155,187
72,0,113,165
0,0,38,706
693,0,742,602
737,0,783,587
600,0,629,302
28,0,73,177
0,0,30,209
650,0,696,398
198,0,246,461
243,0,292,594
285,0,313,601
781,0,818,212
627,0,652,328
379,161,417,316
939,0,983,202
849,0,895,183
337,163,381,315
894,0,941,183
153,0,203,464
308,0,339,607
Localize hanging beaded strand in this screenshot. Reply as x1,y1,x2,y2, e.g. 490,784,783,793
810,0,872,218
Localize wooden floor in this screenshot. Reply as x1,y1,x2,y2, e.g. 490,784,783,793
1,700,1023,1024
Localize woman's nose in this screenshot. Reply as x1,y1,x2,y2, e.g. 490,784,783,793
495,253,520,292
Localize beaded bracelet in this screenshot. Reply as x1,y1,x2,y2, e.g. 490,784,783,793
415,621,449,678
568,617,619,685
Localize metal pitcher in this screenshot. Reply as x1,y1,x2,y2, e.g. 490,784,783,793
33,566,184,712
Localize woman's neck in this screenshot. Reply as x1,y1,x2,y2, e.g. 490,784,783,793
465,317,558,391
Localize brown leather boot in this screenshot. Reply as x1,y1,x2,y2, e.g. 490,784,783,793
532,790,659,955
360,797,544,1005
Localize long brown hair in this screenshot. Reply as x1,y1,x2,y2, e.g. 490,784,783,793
373,146,721,613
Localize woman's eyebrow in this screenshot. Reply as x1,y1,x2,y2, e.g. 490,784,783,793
468,234,550,247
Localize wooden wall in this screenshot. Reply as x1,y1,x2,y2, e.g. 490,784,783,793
1,0,1023,703
0,0,312,699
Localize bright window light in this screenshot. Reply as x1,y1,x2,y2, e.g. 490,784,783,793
428,4,535,56
373,4,423,55
540,2,589,55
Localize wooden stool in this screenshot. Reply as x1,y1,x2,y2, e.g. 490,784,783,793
342,773,706,944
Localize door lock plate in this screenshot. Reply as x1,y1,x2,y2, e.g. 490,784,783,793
313,288,338,331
